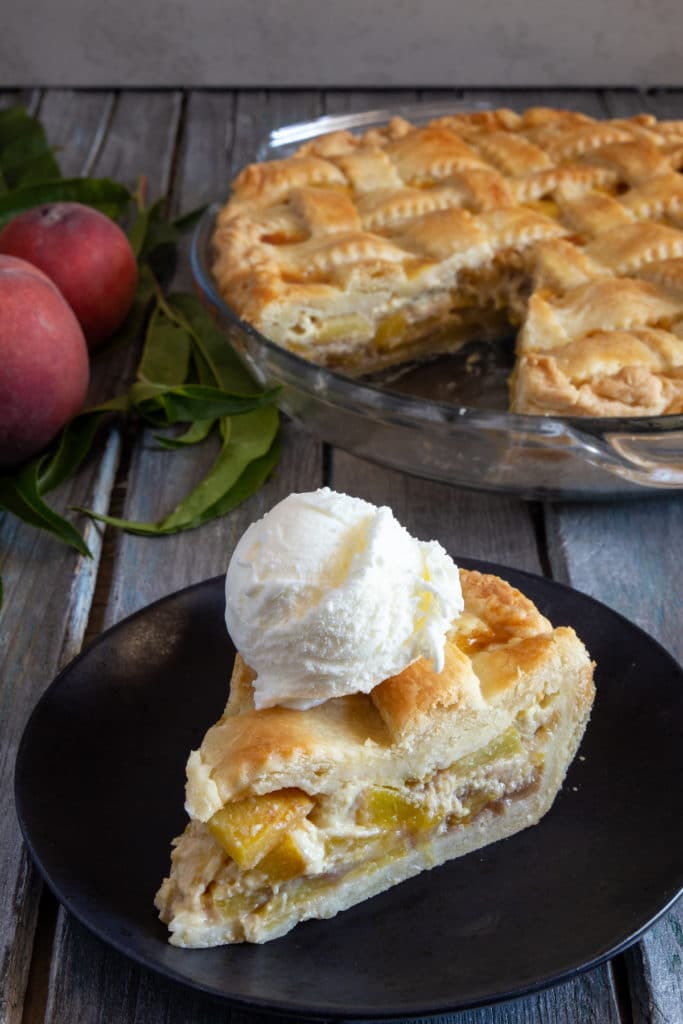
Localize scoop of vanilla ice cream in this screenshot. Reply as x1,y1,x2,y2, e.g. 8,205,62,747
225,488,463,710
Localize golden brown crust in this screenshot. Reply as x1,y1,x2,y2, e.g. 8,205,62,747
455,568,551,638
517,277,683,352
370,641,480,739
197,692,392,803
224,655,256,715
211,106,683,416
511,329,683,416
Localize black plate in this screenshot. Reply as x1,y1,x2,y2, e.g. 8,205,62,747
15,560,683,1020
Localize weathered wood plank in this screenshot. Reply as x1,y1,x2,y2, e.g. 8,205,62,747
605,88,683,123
600,89,654,120
544,495,683,648
0,90,116,1024
42,89,327,1024
387,966,623,1023
323,87,418,115
547,87,683,1024
459,88,608,118
331,449,543,573
37,89,116,176
0,88,40,116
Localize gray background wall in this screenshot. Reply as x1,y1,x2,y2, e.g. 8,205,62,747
2,0,682,87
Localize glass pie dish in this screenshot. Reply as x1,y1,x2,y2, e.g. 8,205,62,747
191,103,683,500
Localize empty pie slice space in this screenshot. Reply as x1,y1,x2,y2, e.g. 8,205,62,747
156,492,595,947
211,107,683,417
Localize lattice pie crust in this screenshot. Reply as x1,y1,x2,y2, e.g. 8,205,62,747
212,107,683,417
156,570,595,946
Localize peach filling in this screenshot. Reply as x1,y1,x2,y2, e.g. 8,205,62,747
205,724,540,912
207,789,313,870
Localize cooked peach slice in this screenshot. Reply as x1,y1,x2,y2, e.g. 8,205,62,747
208,789,313,870
357,786,438,834
258,833,310,883
451,726,523,777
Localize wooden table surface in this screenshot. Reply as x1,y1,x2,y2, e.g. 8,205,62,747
1,87,682,1024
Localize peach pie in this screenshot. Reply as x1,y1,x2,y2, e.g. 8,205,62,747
211,106,683,417
155,569,595,945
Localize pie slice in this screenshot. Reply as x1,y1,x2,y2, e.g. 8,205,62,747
156,569,594,946
511,328,683,416
210,106,683,415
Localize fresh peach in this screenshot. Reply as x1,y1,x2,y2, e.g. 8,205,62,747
0,202,138,348
0,255,90,466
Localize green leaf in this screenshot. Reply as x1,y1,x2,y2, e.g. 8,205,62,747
86,393,133,415
138,305,191,386
129,382,279,425
0,459,90,555
188,432,282,526
127,201,153,258
153,418,215,448
218,415,232,444
136,199,180,281
159,406,279,530
141,219,179,259
0,105,61,189
2,136,62,189
129,197,172,258
75,509,168,537
0,177,131,228
79,405,279,536
37,410,108,494
130,200,205,264
191,343,217,386
171,203,207,234
167,292,258,393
